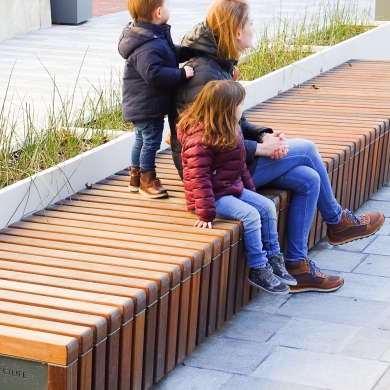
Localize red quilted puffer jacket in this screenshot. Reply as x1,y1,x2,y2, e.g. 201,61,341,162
178,124,256,222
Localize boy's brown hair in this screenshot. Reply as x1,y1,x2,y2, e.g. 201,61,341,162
178,80,246,150
127,0,164,22
206,0,250,60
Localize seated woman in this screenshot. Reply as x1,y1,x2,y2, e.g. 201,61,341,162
169,0,385,293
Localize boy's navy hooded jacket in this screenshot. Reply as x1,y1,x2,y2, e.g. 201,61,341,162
119,22,190,123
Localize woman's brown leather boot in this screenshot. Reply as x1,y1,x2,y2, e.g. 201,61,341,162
128,167,140,192
139,171,168,198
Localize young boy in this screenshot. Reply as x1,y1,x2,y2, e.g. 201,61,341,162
119,0,194,198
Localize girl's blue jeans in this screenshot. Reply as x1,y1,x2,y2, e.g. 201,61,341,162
131,118,165,172
215,189,280,268
251,138,342,261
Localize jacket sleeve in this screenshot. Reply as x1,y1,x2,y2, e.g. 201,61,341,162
241,114,273,169
175,44,195,63
185,143,216,223
133,48,183,87
240,114,273,141
241,163,256,192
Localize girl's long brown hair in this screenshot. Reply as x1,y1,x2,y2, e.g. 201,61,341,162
206,0,250,60
177,80,246,149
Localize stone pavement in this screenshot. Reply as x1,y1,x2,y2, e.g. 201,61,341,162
154,186,390,389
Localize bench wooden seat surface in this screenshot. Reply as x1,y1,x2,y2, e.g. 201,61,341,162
0,288,122,389
0,325,78,390
0,313,93,389
0,267,146,390
0,302,106,389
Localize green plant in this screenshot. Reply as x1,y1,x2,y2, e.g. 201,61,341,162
0,59,128,190
238,0,373,81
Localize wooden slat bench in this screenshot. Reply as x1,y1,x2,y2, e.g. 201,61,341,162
0,289,122,389
0,59,389,390
0,265,146,390
0,325,79,389
0,313,93,389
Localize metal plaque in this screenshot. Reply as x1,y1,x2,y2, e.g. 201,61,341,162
0,354,47,390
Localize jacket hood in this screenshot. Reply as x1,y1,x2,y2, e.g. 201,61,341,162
181,21,237,72
118,22,164,59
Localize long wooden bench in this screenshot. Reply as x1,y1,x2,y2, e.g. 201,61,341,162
0,325,78,389
0,59,389,390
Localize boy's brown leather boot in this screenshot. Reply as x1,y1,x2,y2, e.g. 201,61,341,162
286,258,344,293
139,171,168,199
327,209,384,245
128,167,140,192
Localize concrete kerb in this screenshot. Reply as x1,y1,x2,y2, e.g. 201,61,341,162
1,21,389,229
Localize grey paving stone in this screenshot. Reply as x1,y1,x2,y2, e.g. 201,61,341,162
375,219,390,236
328,234,377,252
251,346,389,390
152,366,233,390
380,345,390,363
341,327,390,360
183,336,275,375
370,186,390,201
217,310,290,343
276,293,390,328
267,317,360,353
353,254,390,278
222,374,323,390
333,271,390,302
363,236,390,256
374,366,390,390
244,291,292,314
308,247,366,272
355,200,390,218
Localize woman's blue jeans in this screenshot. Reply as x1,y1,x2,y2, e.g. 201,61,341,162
251,138,343,261
215,189,280,268
131,118,164,172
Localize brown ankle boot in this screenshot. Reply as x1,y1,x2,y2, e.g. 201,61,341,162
139,171,168,199
128,167,140,192
327,209,385,245
286,258,344,293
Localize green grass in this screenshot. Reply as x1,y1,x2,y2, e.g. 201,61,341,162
238,0,374,81
0,65,131,190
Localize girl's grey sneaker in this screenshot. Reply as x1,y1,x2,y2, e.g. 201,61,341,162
248,264,290,295
268,253,297,286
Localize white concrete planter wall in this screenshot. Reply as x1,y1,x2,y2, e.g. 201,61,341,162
0,22,389,229
0,0,52,42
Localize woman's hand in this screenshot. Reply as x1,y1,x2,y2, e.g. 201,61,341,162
255,131,289,158
194,219,213,229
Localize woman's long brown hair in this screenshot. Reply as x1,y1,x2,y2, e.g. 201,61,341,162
206,0,250,60
177,80,246,150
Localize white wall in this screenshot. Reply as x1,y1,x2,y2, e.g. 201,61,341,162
0,0,51,41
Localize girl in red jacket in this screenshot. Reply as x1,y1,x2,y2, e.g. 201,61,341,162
177,80,296,295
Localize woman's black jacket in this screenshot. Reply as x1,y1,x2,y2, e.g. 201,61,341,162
169,21,272,178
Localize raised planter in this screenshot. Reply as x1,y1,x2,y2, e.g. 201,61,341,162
241,21,390,111
0,121,171,229
1,21,389,229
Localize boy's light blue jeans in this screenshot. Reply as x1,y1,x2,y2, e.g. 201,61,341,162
131,118,165,172
215,190,280,268
251,138,343,262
